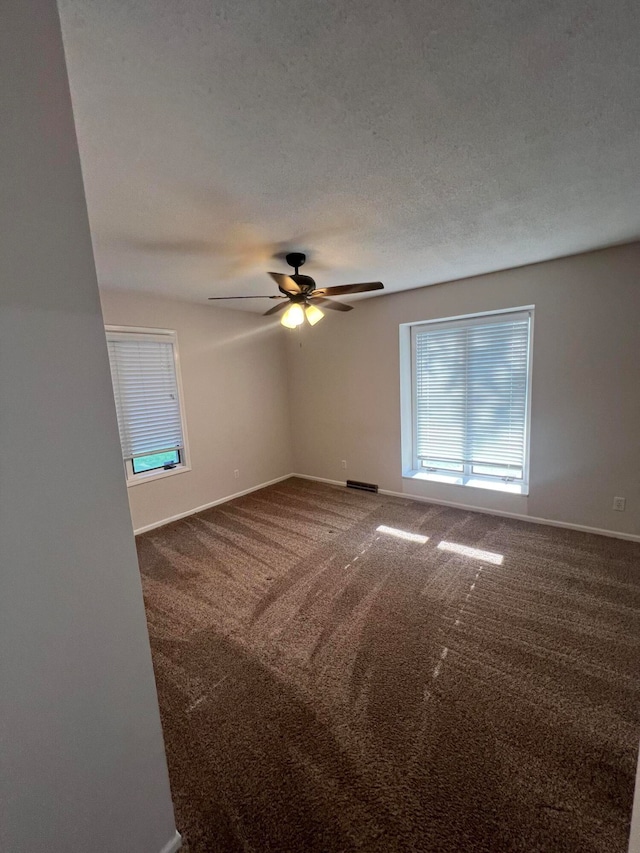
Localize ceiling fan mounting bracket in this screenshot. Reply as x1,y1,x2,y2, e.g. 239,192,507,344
285,251,306,274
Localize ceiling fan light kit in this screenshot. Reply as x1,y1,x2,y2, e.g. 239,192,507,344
208,251,384,328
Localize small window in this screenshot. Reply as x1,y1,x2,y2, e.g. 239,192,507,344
401,308,533,494
131,450,181,474
105,327,189,484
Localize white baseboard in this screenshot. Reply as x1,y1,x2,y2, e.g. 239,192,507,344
292,473,345,487
159,830,182,853
134,471,640,543
629,745,640,853
133,474,292,535
377,487,640,543
290,473,640,543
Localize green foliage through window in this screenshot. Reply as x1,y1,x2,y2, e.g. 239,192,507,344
132,450,180,474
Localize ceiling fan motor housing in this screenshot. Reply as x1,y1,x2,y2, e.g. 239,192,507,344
278,273,316,298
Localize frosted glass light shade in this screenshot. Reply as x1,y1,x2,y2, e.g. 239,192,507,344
304,304,324,326
280,303,305,328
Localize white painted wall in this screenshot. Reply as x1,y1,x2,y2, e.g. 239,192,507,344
0,3,177,852
99,290,293,532
287,243,640,537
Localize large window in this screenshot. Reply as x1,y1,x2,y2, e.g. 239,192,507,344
105,326,189,484
402,308,533,494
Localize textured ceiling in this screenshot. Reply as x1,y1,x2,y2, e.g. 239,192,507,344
58,0,640,307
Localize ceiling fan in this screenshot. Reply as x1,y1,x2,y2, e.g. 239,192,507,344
208,252,384,328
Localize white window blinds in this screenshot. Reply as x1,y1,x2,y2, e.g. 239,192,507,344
106,331,184,461
413,311,531,482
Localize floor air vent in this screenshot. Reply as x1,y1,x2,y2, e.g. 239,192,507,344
346,480,379,493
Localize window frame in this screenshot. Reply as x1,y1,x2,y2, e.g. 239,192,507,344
400,307,534,496
105,325,191,487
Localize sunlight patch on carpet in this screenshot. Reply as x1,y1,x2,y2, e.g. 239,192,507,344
376,525,429,544
437,541,504,565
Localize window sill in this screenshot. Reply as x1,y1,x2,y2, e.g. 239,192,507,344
403,470,528,496
126,465,191,488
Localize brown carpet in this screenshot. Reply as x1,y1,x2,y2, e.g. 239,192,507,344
136,477,640,853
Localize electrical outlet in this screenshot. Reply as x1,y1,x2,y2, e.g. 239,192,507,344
341,460,347,469
612,496,626,512
234,469,240,479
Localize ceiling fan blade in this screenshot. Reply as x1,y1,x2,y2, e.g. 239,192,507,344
313,281,384,296
263,301,290,316
312,297,354,312
268,272,301,294
208,295,283,300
